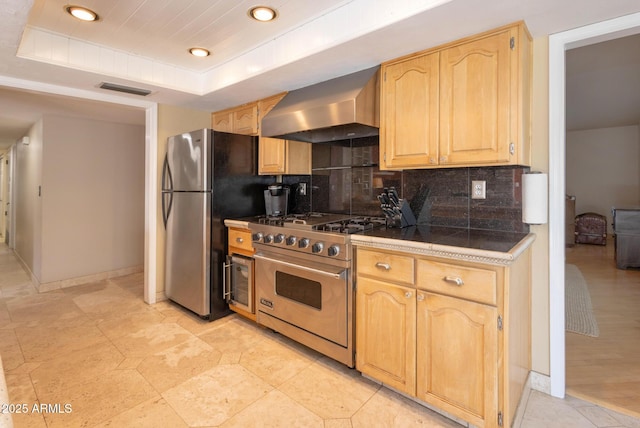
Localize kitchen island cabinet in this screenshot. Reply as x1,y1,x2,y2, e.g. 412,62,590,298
380,22,531,170
353,232,533,428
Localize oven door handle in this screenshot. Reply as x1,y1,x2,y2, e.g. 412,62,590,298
253,254,346,279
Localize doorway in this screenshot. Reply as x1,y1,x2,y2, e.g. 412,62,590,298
548,11,640,400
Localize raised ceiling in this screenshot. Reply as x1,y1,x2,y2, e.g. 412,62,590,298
1,0,640,150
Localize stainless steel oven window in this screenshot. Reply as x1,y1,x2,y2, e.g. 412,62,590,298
275,271,322,309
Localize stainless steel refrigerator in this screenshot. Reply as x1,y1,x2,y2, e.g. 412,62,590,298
162,129,271,319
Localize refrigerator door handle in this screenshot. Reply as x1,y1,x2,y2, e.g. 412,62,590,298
161,154,174,228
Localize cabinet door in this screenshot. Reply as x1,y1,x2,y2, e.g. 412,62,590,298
258,137,286,174
416,292,498,427
212,111,233,132
356,277,416,395
439,30,512,165
380,52,439,169
233,104,258,135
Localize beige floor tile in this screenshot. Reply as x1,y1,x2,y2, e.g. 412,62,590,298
220,389,324,427
279,357,380,419
0,328,24,371
198,316,269,355
520,390,597,428
96,307,167,341
137,336,221,392
14,320,110,362
352,387,462,427
111,322,194,358
93,396,188,428
6,291,85,325
239,336,317,387
29,341,124,396
4,373,47,428
37,369,158,428
71,282,151,318
324,419,354,428
162,364,273,426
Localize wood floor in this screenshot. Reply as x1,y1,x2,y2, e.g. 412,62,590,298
565,238,640,418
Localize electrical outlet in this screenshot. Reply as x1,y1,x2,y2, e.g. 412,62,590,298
472,180,486,199
298,182,307,196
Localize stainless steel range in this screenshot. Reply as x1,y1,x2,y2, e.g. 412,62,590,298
250,213,386,367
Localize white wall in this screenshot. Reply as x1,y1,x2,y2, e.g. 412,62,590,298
39,115,145,284
566,125,640,232
14,120,43,278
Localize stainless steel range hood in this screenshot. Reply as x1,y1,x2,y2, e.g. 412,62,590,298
261,66,379,143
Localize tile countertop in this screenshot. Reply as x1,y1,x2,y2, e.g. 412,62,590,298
350,225,536,266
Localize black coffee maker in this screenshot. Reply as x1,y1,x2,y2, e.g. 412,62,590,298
264,183,290,217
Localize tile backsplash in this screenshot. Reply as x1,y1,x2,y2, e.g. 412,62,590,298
289,138,529,234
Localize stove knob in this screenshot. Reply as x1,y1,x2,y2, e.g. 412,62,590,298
274,233,285,244
286,236,297,246
312,242,324,254
252,232,263,242
264,234,274,244
327,245,340,257
298,238,310,249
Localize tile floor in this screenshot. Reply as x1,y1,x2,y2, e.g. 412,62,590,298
1,243,640,427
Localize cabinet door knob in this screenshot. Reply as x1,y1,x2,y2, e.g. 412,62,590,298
417,294,425,302
236,237,244,243
375,262,391,271
404,291,413,299
443,276,464,286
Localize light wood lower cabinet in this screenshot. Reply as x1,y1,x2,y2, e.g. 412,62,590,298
356,277,416,395
355,246,531,428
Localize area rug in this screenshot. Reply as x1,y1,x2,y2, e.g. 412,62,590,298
565,264,600,337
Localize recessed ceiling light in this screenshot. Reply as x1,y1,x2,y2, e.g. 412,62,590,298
65,5,99,22
189,47,210,57
248,6,277,22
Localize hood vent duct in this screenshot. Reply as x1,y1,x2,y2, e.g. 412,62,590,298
261,66,380,143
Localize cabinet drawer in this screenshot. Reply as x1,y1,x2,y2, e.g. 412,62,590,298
228,228,254,254
357,248,414,285
417,259,496,305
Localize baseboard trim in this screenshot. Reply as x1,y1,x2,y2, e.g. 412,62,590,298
37,265,143,293
529,371,552,395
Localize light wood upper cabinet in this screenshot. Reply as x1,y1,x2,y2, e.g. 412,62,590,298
380,22,531,170
380,52,439,168
258,137,311,175
211,102,258,135
257,92,311,175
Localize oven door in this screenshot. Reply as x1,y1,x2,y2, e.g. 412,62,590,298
254,252,349,347
225,254,254,314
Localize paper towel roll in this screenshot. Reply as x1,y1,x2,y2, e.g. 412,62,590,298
522,172,548,224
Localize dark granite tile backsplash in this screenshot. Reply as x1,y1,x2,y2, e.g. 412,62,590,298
288,139,529,234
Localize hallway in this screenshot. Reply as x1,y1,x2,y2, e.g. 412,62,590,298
1,243,640,427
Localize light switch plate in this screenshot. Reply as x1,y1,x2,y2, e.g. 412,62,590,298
472,180,486,199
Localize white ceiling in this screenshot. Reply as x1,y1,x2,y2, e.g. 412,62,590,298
1,0,640,151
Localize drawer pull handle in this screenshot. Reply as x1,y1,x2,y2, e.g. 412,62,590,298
405,291,413,299
236,237,244,243
375,262,391,271
443,276,464,286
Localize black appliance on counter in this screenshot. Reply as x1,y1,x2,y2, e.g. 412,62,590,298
162,128,272,320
